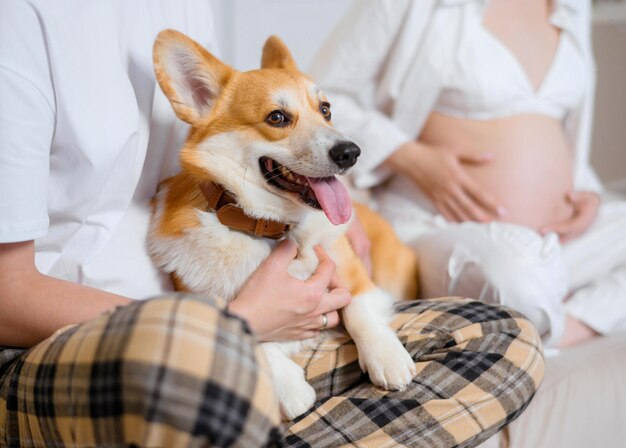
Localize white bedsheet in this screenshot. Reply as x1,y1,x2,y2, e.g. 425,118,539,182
479,332,626,448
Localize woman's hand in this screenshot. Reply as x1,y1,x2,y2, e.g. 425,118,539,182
540,191,600,244
386,141,505,223
345,216,372,275
228,240,352,342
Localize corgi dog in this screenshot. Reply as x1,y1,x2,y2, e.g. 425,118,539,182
149,30,418,420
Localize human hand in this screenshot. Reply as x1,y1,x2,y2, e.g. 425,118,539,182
386,141,505,222
345,216,372,275
540,191,600,244
228,240,352,342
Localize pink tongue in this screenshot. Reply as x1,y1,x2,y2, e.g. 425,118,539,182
306,177,352,225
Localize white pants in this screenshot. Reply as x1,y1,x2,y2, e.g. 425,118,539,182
376,176,626,347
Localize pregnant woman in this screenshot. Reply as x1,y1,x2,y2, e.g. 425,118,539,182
311,0,626,347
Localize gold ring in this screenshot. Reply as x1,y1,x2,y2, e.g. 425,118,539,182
320,313,329,330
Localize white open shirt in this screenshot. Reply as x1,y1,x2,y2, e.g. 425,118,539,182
0,0,216,299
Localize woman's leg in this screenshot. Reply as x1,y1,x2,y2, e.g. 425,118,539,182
284,298,544,448
0,295,283,447
563,200,626,335
411,222,568,346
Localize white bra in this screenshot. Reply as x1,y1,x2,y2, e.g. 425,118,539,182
434,19,589,120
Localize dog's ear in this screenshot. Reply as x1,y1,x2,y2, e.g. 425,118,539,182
261,35,298,71
153,29,234,125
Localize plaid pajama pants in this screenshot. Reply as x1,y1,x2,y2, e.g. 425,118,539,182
0,294,543,447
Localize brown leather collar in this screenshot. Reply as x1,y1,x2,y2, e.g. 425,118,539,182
199,181,290,240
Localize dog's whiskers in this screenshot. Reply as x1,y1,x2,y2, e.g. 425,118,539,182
263,161,308,178
265,172,291,183
262,160,336,185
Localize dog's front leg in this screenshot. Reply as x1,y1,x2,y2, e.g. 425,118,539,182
262,342,316,420
342,289,416,390
332,236,416,391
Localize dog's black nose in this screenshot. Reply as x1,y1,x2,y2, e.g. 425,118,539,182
329,141,361,169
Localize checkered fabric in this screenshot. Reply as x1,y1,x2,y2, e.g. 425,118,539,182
284,298,544,448
0,296,543,447
0,295,283,447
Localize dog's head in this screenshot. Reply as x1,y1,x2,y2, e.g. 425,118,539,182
153,30,359,226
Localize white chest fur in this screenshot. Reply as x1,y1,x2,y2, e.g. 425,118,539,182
148,193,347,301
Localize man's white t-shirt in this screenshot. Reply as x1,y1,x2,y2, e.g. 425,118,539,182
0,0,216,299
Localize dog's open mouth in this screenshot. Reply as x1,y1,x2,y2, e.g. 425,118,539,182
259,157,351,225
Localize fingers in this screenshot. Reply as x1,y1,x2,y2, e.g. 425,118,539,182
443,197,466,222
278,309,343,341
300,330,321,340
450,188,491,222
540,217,577,242
296,305,345,340
570,191,601,215
301,310,341,333
559,232,578,244
308,246,337,289
314,287,352,315
464,179,506,218
324,310,341,329
540,218,572,235
567,190,587,205
542,225,571,241
457,150,494,165
435,176,504,223
541,191,600,243
315,310,341,330
454,151,505,220
437,200,461,222
556,221,586,243
265,239,298,267
330,272,348,289
566,191,578,204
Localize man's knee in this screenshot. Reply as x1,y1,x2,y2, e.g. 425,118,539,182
114,294,260,394
88,294,281,445
395,298,545,420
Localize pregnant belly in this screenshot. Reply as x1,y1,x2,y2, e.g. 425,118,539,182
420,113,575,230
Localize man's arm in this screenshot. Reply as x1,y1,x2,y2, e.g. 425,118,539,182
0,241,130,348
2,240,353,348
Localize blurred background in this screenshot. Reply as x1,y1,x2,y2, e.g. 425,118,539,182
210,0,626,191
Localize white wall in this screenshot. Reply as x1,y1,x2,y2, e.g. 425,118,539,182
591,22,626,186
211,0,625,186
211,0,354,72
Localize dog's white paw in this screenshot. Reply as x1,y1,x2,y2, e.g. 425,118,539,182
357,330,416,391
277,378,317,420
263,343,317,420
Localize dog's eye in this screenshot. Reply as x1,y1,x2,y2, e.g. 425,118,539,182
320,103,331,121
266,110,289,127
